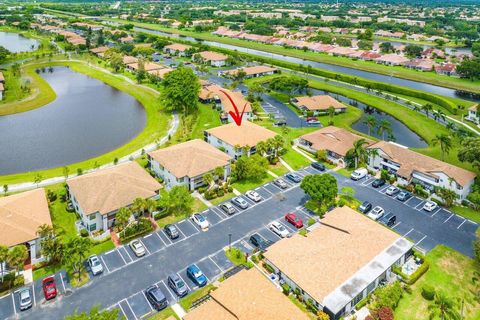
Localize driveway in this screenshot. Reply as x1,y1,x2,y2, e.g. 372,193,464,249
6,166,476,320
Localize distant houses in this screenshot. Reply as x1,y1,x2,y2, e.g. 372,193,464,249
222,65,279,79
163,43,193,56
194,51,229,67
291,95,347,115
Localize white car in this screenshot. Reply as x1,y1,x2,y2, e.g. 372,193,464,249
245,190,262,202
88,254,104,276
129,239,146,257
192,213,209,230
350,168,368,180
367,206,385,220
269,221,289,238
19,289,32,311
385,186,400,196
423,201,438,212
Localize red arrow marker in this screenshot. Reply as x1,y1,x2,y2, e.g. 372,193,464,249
220,89,248,126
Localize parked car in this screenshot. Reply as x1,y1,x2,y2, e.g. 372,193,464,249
367,206,385,221
306,116,318,122
42,276,57,300
386,186,400,196
145,285,168,311
274,119,287,126
19,289,32,311
372,179,386,188
273,178,288,189
285,173,301,183
384,214,397,227
245,190,262,202
88,254,104,276
397,191,412,202
230,197,249,209
220,202,238,214
164,224,179,239
358,201,373,214
269,221,289,238
311,162,325,171
168,274,189,297
186,264,208,287
249,233,272,250
423,201,438,212
285,212,303,228
192,213,209,230
129,239,146,257
350,168,368,180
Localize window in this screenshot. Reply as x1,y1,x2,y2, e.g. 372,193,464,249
89,214,96,221
89,223,96,231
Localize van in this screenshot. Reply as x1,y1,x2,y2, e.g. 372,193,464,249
350,168,368,180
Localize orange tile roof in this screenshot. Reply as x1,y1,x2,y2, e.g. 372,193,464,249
201,85,252,113
292,95,346,111
164,43,192,52
0,189,52,247
198,51,228,61
206,121,277,147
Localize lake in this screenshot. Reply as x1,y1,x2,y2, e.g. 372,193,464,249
0,31,40,53
0,66,146,175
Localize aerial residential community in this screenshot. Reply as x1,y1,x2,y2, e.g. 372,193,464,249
0,0,479,319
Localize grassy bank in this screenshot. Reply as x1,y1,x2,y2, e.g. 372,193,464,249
0,59,170,185
107,18,480,94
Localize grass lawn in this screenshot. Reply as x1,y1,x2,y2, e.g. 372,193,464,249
148,307,179,320
225,248,253,269
192,197,208,213
269,162,289,176
209,191,235,205
190,104,222,140
231,173,275,193
337,167,354,177
451,205,480,224
0,68,28,104
179,284,215,311
395,245,480,320
281,146,312,170
108,18,480,94
155,213,188,228
68,270,90,288
0,58,171,185
288,296,317,320
47,183,77,238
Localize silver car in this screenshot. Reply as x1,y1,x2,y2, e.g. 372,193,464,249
273,178,288,189
230,197,248,209
245,190,262,202
129,239,146,257
19,289,32,311
88,254,104,276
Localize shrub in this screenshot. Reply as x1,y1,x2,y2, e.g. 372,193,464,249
306,298,318,313
371,281,403,310
197,186,207,194
251,254,258,264
421,285,436,300
307,218,315,227
228,186,233,192
406,261,429,285
217,189,224,197
120,217,153,242
299,229,307,237
281,282,290,295
46,189,57,202
337,199,346,207
317,310,330,320
80,229,89,237
316,149,327,162
355,297,369,310
263,262,274,273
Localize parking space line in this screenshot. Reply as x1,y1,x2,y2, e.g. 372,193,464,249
209,208,224,220
156,231,171,246
161,280,177,302
431,208,441,217
59,271,67,292
212,206,228,219
100,255,111,273
124,299,137,320
187,218,201,233
265,224,283,239
391,221,402,229
117,303,128,320
457,219,467,229
177,273,192,291
12,294,16,315
444,214,454,223
175,223,188,238
117,249,128,265
208,256,224,272
139,239,151,255
261,186,274,195
142,291,154,312
414,201,424,210
416,235,427,245
379,186,390,193
403,228,414,237
241,239,254,250
0,293,10,300
123,246,134,262
404,197,414,205
32,284,36,306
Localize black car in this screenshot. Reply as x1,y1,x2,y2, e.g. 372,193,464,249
381,213,397,227
397,191,412,202
372,179,386,188
164,224,179,239
145,286,168,311
274,120,287,126
311,162,326,171
358,201,373,214
250,234,272,250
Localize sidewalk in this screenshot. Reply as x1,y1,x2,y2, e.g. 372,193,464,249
193,191,213,208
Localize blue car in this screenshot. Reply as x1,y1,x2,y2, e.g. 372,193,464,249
285,173,301,183
186,264,207,287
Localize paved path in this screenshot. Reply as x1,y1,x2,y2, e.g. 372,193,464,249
292,145,316,162
193,191,213,208
279,157,294,172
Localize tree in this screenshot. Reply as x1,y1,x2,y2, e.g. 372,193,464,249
37,224,64,265
404,44,423,57
435,187,457,208
107,52,124,72
0,245,8,283
474,231,480,265
135,59,146,83
456,58,480,80
458,137,480,170
364,115,377,136
6,245,28,281
433,110,446,122
115,207,132,231
63,237,91,279
232,154,268,181
357,40,373,50
65,305,119,320
34,173,43,187
161,67,200,117
202,172,214,189
0,46,10,63
377,119,392,140
63,166,70,181
269,135,285,159
159,186,194,217
300,174,337,209
327,106,335,125
428,292,461,320
3,184,7,195
379,42,394,54
347,138,370,169
421,103,434,118
432,134,452,161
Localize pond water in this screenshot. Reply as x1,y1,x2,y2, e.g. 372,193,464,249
311,88,428,148
0,66,146,175
134,26,479,102
0,31,40,53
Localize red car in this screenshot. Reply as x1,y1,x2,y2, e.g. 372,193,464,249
285,212,303,228
42,276,57,300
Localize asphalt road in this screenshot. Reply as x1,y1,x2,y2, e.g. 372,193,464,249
2,165,476,320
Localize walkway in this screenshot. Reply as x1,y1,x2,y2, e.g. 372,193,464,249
193,191,213,208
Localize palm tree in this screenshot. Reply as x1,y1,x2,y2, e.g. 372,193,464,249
422,103,434,118
0,245,8,282
327,106,335,125
115,207,132,231
131,198,147,215
202,172,214,189
270,135,285,159
347,139,370,169
446,121,456,131
432,134,452,161
413,104,421,112
214,166,225,181
433,110,446,122
6,245,28,282
367,148,380,166
144,198,157,217
363,115,377,136
256,141,269,157
428,292,461,320
377,119,392,140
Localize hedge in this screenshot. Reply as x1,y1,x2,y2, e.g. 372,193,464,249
120,218,153,243
392,260,430,285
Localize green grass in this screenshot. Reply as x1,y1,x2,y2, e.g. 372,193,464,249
88,239,115,256
288,295,317,320
68,270,89,288
155,213,187,228
190,104,222,139
231,173,275,193
269,162,289,176
395,245,480,320
281,147,313,170
0,69,28,104
47,183,78,238
0,58,171,185
225,248,253,268
451,206,480,224
209,191,235,205
148,307,179,320
179,284,215,311
107,18,480,94
337,167,354,177
192,197,208,213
